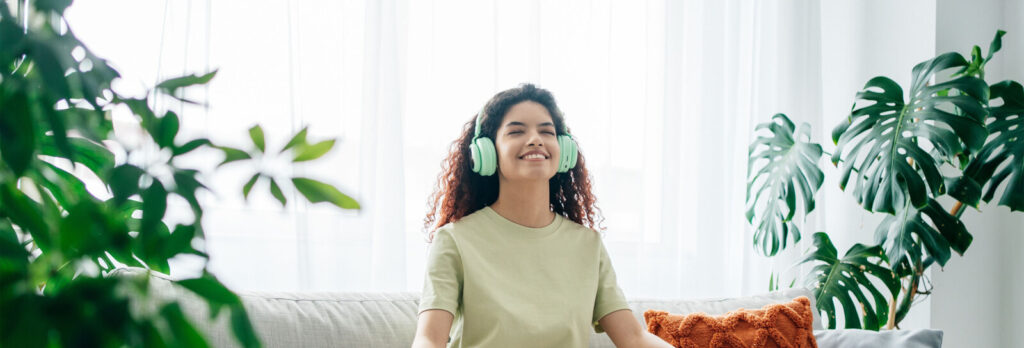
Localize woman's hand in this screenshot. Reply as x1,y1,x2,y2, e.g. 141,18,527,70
599,309,674,348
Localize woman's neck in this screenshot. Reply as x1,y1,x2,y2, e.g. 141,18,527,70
490,178,554,228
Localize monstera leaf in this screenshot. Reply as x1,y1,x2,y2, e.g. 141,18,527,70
953,30,1005,80
801,233,900,330
746,114,824,256
953,80,1024,211
832,53,989,214
874,198,971,272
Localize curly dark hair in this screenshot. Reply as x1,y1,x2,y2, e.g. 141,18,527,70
423,83,605,241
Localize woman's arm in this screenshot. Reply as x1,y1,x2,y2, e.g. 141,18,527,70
599,309,674,348
411,309,454,348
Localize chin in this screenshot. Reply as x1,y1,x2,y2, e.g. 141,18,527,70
504,171,556,182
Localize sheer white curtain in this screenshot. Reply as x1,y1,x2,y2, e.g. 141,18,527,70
407,0,830,300
65,0,843,299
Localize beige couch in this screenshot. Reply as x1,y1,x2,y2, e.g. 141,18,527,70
113,267,825,347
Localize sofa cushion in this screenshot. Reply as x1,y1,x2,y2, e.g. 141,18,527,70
112,268,822,347
112,268,421,347
813,329,943,348
589,288,821,347
642,296,817,348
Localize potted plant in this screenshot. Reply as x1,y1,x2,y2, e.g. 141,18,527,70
0,1,358,346
745,31,1021,330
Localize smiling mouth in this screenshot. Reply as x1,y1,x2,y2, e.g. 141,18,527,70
519,154,549,160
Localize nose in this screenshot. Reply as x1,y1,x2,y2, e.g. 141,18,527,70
527,131,544,147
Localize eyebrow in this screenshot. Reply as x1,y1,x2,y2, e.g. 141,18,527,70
505,121,555,128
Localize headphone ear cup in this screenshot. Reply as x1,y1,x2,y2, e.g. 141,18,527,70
566,137,578,169
557,135,577,173
476,137,497,176
470,141,483,174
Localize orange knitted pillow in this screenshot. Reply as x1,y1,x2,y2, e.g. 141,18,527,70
643,296,818,348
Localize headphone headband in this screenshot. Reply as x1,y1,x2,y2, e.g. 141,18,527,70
473,106,486,140
473,105,574,138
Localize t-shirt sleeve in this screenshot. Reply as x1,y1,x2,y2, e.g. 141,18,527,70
418,227,463,317
591,241,630,333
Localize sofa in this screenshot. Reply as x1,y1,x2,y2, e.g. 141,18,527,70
112,268,942,347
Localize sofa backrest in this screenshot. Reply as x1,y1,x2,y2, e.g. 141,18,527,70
111,268,820,347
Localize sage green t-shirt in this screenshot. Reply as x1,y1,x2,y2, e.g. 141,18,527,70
418,206,630,348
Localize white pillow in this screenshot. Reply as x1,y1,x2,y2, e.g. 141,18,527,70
814,329,943,348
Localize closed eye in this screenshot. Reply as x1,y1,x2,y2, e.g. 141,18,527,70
508,130,556,135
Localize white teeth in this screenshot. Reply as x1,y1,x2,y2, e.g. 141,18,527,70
522,154,546,160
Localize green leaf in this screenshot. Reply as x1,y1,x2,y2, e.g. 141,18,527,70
269,178,287,207
37,161,90,209
141,180,168,237
157,111,180,148
109,164,146,206
0,92,36,176
33,0,73,13
292,140,335,162
832,52,988,214
746,114,824,256
155,70,218,98
280,127,308,153
165,224,197,258
945,176,982,207
172,169,206,214
0,220,28,267
0,183,53,253
230,305,261,348
875,198,971,270
137,223,172,273
953,31,1005,80
291,177,359,209
44,107,75,165
177,274,241,306
173,138,212,156
29,40,72,99
800,232,899,330
242,174,260,200
177,273,246,336
986,30,1006,63
160,303,210,348
216,146,252,167
119,97,158,132
964,80,1024,211
40,136,114,177
248,126,265,153
53,107,114,144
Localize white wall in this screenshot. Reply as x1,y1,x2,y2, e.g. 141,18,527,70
997,1,1024,344
932,0,1024,347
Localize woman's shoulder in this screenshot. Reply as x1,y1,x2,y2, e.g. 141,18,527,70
556,215,604,240
433,208,492,237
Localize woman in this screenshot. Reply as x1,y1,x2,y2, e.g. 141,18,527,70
412,84,671,348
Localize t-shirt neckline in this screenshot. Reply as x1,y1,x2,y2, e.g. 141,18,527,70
482,206,563,236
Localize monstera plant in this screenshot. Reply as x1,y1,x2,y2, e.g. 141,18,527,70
0,1,357,346
746,31,1022,330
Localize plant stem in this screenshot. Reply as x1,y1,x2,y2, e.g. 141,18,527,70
888,198,964,329
886,296,898,329
951,200,965,218
887,262,923,329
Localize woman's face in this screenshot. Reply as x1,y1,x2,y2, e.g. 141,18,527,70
494,101,561,182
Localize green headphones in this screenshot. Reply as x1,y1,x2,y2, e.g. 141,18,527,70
470,105,579,176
